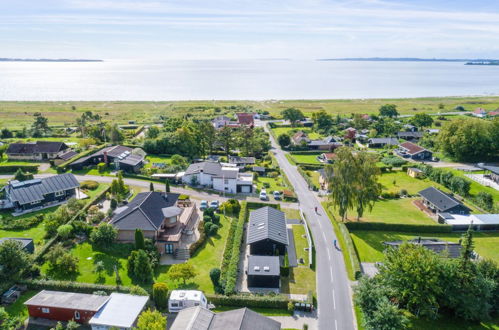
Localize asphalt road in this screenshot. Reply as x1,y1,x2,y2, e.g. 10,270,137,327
261,121,355,330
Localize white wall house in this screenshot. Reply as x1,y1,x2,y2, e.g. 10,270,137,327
168,290,208,313
183,161,253,194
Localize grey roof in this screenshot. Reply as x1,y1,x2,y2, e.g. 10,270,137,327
368,137,399,145
408,167,423,173
480,164,499,175
229,156,256,165
216,168,239,179
247,207,288,246
6,141,67,154
418,187,462,212
6,173,79,205
58,150,78,161
70,145,144,166
89,293,149,328
0,238,34,251
24,290,110,311
119,153,144,166
185,161,222,176
384,238,462,258
110,192,179,231
247,255,280,276
171,307,281,330
397,131,423,139
252,166,266,172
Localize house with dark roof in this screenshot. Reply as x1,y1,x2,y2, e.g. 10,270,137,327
109,192,198,258
480,164,499,184
236,113,255,127
384,238,462,258
396,142,432,160
170,306,281,330
69,145,145,173
247,207,288,256
247,255,281,288
418,187,470,215
397,131,424,141
25,290,110,324
229,156,256,167
182,161,253,194
1,173,80,214
307,136,342,151
367,137,399,148
6,141,69,161
0,238,34,254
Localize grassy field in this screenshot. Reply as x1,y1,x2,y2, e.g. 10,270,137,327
293,224,309,265
323,198,437,225
350,230,499,263
378,170,441,195
1,97,496,129
282,208,301,220
4,290,38,321
271,126,322,139
255,176,288,195
288,152,323,165
144,154,173,169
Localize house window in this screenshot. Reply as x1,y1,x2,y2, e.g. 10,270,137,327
74,311,80,320
171,303,179,307
30,200,40,205
55,191,64,197
224,179,229,184
41,307,50,313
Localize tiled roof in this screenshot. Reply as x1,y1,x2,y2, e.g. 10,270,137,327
418,187,461,212
247,206,288,246
397,131,423,139
184,161,222,176
58,150,78,161
6,173,79,205
236,113,254,126
7,141,67,154
399,141,426,155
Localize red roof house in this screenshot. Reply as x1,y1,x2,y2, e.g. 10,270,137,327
236,113,254,127
473,107,487,117
397,142,433,160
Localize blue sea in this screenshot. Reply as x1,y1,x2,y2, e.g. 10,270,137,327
0,59,499,100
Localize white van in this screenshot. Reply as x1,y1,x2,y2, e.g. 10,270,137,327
168,290,208,313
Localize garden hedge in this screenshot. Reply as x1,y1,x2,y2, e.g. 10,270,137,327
18,279,143,295
297,166,319,191
247,201,280,210
345,222,453,233
0,165,38,173
206,293,290,309
337,222,362,280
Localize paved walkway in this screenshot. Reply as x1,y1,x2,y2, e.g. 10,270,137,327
270,311,318,329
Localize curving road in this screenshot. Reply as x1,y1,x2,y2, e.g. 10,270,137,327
261,121,355,330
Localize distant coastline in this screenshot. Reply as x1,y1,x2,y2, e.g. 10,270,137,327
0,58,103,62
317,57,498,63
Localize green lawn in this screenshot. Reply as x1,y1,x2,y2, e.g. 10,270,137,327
408,315,499,330
289,153,323,165
281,266,316,295
144,155,173,169
255,176,288,195
271,127,321,140
350,230,499,263
446,169,499,207
5,290,38,321
282,208,301,220
378,170,440,196
292,224,309,265
324,198,437,225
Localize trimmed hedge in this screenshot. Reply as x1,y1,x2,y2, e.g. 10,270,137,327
337,222,362,279
297,166,319,191
189,219,206,255
56,145,105,171
206,293,290,309
345,222,452,233
247,202,280,210
0,165,38,173
18,279,144,295
223,202,247,294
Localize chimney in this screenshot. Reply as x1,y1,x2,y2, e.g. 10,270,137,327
103,151,108,164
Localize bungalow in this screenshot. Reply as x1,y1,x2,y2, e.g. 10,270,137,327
212,116,234,129
236,113,255,127
402,124,418,132
182,161,253,194
0,238,34,253
229,156,256,167
439,213,499,231
89,293,149,330
291,131,310,146
367,137,399,148
25,290,110,324
488,110,499,117
247,207,288,256
397,131,423,141
396,142,432,160
307,136,342,151
168,290,208,313
384,238,462,258
0,173,80,214
247,255,280,288
69,145,145,173
299,118,314,127
418,187,470,215
170,306,281,330
479,164,499,184
6,141,69,161
110,192,198,259
472,107,487,118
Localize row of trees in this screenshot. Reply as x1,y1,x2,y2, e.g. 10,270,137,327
355,229,499,329
326,147,382,220
143,118,270,159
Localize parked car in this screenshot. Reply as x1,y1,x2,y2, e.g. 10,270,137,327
200,200,208,210
259,190,268,200
209,200,219,209
273,191,281,200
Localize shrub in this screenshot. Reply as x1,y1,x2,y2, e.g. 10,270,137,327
206,293,290,309
90,223,118,248
0,214,43,230
97,162,107,173
189,220,206,255
152,282,169,310
474,192,494,212
80,180,99,190
220,199,241,215
130,285,150,296
110,198,117,210
127,250,153,283
223,202,247,294
345,222,452,233
208,224,219,236
204,221,213,234
287,301,295,313
210,268,221,289
56,224,73,239
381,156,407,167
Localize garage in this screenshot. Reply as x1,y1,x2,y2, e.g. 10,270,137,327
238,185,253,193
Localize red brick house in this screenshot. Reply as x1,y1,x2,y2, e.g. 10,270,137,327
236,113,254,127
25,290,110,324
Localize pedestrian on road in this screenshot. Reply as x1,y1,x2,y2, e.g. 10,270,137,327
333,239,337,248
314,206,318,214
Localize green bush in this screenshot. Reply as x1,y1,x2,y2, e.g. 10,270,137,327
97,162,107,173
206,293,290,309
0,165,38,173
178,194,190,200
80,180,99,190
0,214,43,230
345,222,452,233
19,279,143,295
152,282,169,310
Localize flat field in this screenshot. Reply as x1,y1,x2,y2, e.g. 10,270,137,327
2,96,498,128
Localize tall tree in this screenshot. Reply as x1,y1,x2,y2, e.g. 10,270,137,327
281,108,305,126
354,152,381,220
410,113,433,128
31,112,50,137
312,110,333,133
165,180,170,193
326,147,356,220
460,225,475,273
135,229,145,250
217,126,234,158
0,240,31,281
379,104,399,118
277,133,291,148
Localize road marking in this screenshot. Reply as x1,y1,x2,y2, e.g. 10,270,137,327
330,268,334,283
333,289,336,310
327,249,331,261
322,231,327,242
335,319,338,330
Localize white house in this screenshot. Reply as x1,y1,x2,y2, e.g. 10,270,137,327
88,293,149,330
168,290,208,313
182,161,253,194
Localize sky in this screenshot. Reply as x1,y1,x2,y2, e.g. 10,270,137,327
2,0,499,60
